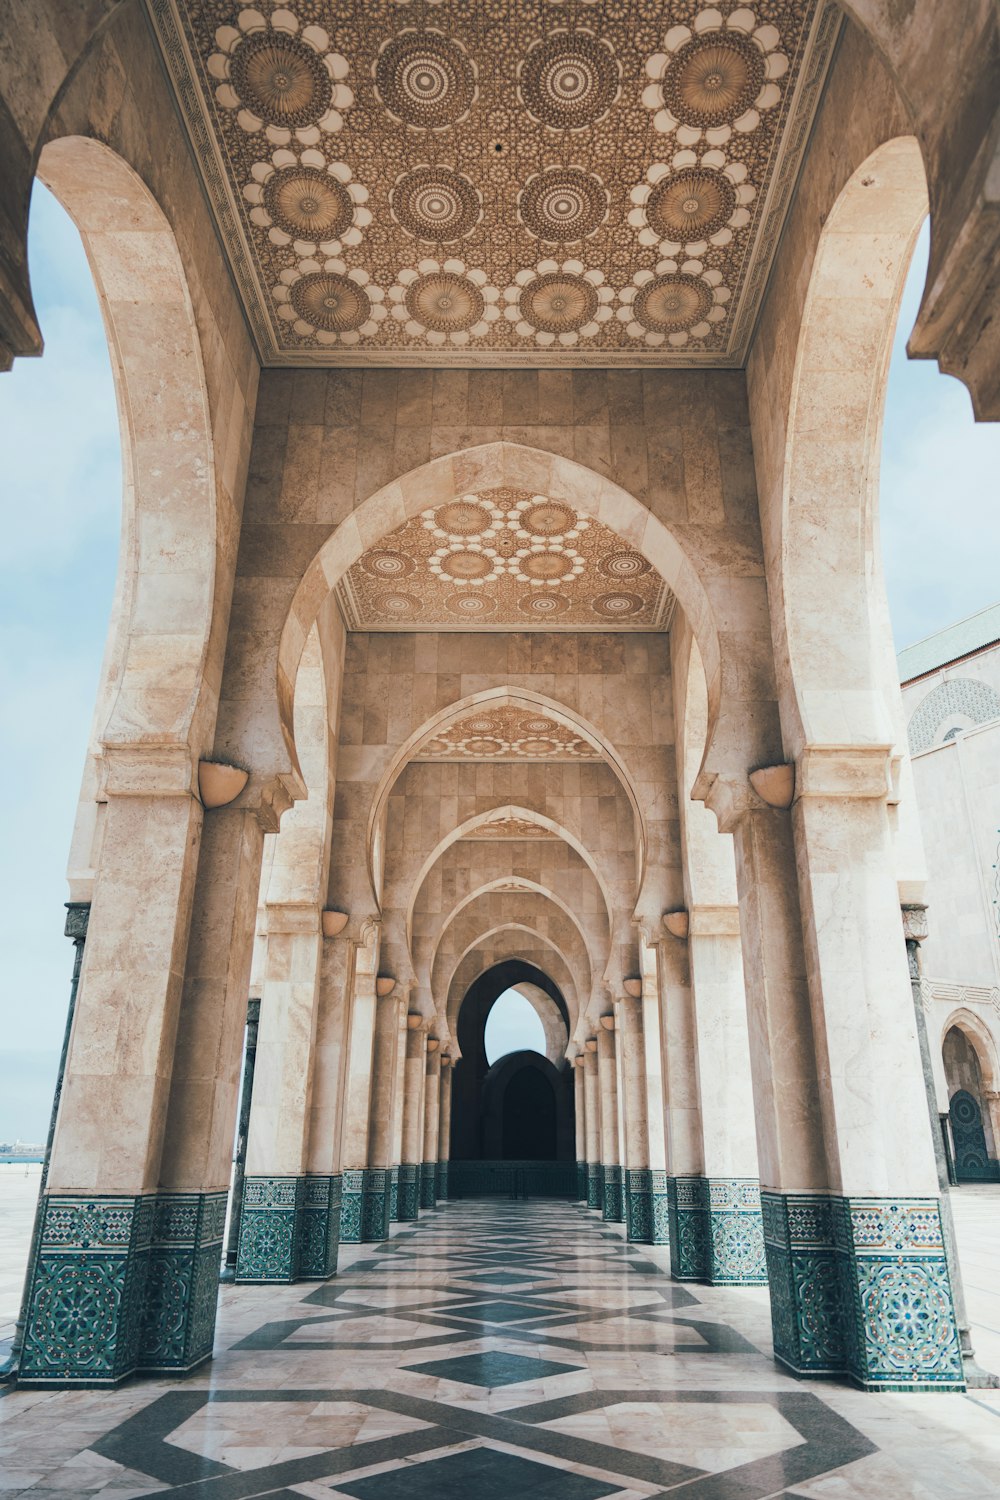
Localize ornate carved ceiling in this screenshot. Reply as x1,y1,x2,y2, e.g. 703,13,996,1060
335,485,675,629
413,704,599,759
150,0,839,366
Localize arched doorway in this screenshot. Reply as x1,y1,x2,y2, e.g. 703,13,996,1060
944,1025,1000,1182
449,961,575,1198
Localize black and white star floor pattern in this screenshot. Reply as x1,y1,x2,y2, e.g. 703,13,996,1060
3,1199,1000,1498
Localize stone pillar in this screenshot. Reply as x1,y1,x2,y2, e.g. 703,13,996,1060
437,1056,453,1202
388,1000,408,1221
573,1059,586,1201
338,927,381,1244
716,771,963,1392
302,932,353,1272
20,751,206,1387
224,996,259,1274
363,988,401,1241
597,1023,622,1222
583,1045,601,1209
421,1044,441,1209
639,946,669,1244
617,996,652,1243
236,903,324,1283
688,907,766,1286
398,1019,426,1220
659,932,708,1279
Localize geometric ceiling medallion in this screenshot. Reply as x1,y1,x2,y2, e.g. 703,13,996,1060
518,31,622,130
643,8,788,145
274,259,385,345
635,273,712,331
374,29,478,130
506,261,614,347
390,165,482,241
335,485,675,630
209,8,353,141
518,167,609,243
618,263,728,347
154,1,839,363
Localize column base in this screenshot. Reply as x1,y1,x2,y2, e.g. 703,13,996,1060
650,1169,670,1245
576,1161,587,1201
361,1169,391,1242
19,1191,227,1387
602,1164,624,1222
437,1160,449,1201
762,1192,965,1391
586,1162,603,1210
236,1177,305,1283
420,1161,437,1210
667,1177,766,1285
625,1169,653,1242
300,1175,341,1279
388,1166,399,1223
397,1163,419,1220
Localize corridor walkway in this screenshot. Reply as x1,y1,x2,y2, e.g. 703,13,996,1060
2,1198,999,1498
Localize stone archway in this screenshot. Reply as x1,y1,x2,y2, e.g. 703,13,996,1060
943,1017,1000,1182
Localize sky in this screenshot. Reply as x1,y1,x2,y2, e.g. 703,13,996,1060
484,990,547,1066
1,192,998,1140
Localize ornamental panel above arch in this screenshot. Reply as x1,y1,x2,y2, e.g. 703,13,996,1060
433,893,593,1017
446,930,582,1050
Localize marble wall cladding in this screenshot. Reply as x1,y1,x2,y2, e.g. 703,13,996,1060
761,1191,965,1391
19,1190,228,1386
602,1163,624,1224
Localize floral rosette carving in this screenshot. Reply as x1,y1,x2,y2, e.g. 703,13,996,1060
617,258,729,348
272,258,385,345
628,150,755,257
641,6,788,146
242,148,370,256
503,260,614,348
387,257,501,346
209,6,353,145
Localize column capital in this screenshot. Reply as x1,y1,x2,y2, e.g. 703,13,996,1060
901,903,929,944
64,901,91,942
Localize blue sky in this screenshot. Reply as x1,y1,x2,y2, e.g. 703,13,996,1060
485,990,547,1065
1,191,998,1139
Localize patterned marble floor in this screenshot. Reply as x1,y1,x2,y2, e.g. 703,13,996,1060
2,1197,1000,1499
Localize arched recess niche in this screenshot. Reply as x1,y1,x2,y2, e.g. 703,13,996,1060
35,137,219,893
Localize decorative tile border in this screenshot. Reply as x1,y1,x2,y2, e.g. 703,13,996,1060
761,1191,964,1390
361,1169,391,1243
436,1160,450,1202
19,1194,152,1386
142,1191,227,1370
300,1175,342,1280
388,1167,399,1223
650,1168,670,1247
398,1164,419,1221
339,1168,365,1244
236,1176,305,1283
602,1164,624,1224
420,1161,438,1211
625,1168,653,1244
586,1162,603,1211
706,1178,767,1286
20,1190,229,1385
668,1176,708,1280
576,1161,587,1202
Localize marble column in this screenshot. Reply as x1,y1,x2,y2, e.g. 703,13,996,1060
573,1059,586,1201
302,933,352,1268
398,1019,426,1220
364,989,401,1241
421,1044,441,1209
437,1056,453,1201
659,931,708,1279
19,750,206,1387
338,927,381,1243
617,996,652,1242
715,770,963,1392
583,1046,601,1209
389,1000,408,1221
639,947,670,1244
236,903,324,1283
597,1024,623,1222
688,907,766,1285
